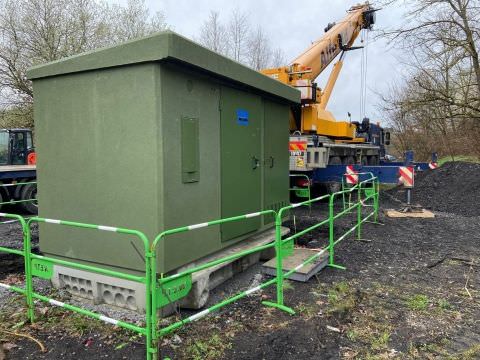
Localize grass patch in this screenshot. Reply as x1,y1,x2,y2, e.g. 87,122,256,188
185,334,232,360
438,155,480,166
346,329,358,341
327,281,357,316
295,303,316,318
406,294,429,311
451,344,480,359
370,330,390,350
438,298,452,310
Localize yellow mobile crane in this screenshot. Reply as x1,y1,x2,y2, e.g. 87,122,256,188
261,2,387,173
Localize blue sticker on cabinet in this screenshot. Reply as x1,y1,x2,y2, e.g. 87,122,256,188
236,109,249,126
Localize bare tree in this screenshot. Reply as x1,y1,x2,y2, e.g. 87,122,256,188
198,11,228,55
246,26,272,70
377,0,480,158
270,48,286,68
107,0,167,43
227,8,249,62
384,0,480,97
198,9,281,70
0,0,167,127
379,43,480,159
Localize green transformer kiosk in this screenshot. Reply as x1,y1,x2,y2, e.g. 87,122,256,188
28,31,299,312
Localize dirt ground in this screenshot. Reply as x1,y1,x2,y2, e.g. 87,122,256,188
1,166,479,359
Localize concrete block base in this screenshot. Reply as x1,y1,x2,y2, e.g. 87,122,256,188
51,226,289,316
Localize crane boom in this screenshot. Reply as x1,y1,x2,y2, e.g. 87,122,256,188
291,4,373,81
261,2,376,139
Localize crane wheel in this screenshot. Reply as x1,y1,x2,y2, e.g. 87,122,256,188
20,184,37,214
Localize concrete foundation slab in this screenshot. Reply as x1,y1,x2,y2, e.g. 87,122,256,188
262,248,329,282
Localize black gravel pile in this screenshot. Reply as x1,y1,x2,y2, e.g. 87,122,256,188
390,161,480,217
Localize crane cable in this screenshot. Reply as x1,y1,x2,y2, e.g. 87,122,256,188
360,30,365,119
359,29,370,119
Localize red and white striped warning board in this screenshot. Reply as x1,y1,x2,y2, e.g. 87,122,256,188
399,166,414,188
429,162,438,170
345,165,358,185
289,141,308,152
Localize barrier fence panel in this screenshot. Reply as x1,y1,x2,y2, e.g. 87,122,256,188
0,216,157,360
149,210,279,348
341,172,376,211
0,213,33,319
0,181,37,207
331,175,379,261
262,194,330,315
273,175,379,311
357,176,380,236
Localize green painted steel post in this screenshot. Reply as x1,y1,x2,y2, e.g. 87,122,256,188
357,183,362,240
149,241,162,360
144,245,154,360
23,217,35,323
328,195,335,265
374,180,379,223
274,213,284,307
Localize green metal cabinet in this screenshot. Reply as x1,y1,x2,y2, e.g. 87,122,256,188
27,31,300,274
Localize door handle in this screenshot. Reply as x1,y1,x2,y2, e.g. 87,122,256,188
252,156,260,170
268,156,274,168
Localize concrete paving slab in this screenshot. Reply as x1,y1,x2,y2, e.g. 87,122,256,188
262,248,329,282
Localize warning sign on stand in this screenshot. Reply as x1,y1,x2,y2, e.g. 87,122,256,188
399,166,414,188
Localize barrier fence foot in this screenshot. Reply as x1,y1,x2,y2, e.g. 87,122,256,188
328,263,346,271
262,301,295,315
147,345,157,360
365,220,384,226
355,238,373,243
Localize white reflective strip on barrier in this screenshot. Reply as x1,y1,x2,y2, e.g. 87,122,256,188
293,263,304,271
99,315,119,325
45,219,61,224
0,219,20,224
49,299,65,307
245,212,261,218
245,285,262,295
189,309,210,322
0,283,11,290
98,226,118,232
188,223,209,230
292,248,329,273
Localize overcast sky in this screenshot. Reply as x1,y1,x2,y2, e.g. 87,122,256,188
118,0,407,125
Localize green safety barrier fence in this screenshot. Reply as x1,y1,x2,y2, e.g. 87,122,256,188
0,215,157,360
341,172,376,211
0,175,379,360
150,209,278,344
0,181,37,207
